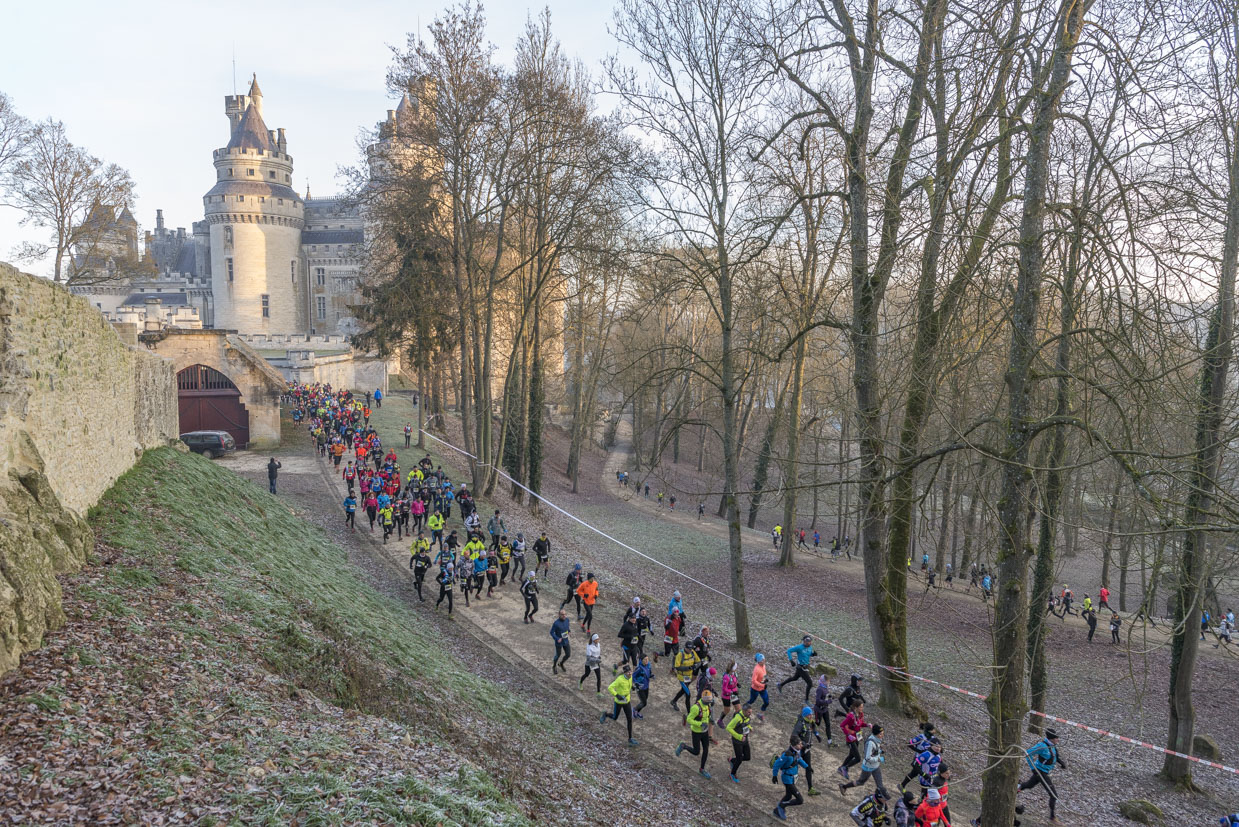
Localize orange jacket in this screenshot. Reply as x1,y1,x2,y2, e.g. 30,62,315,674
751,662,767,691
576,579,599,606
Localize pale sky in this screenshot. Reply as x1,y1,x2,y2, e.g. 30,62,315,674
0,0,614,277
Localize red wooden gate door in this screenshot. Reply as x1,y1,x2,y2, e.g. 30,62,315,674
176,364,250,448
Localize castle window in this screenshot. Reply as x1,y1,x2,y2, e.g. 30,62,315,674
247,168,255,176
278,198,284,205
285,174,290,182
269,170,276,178
316,267,325,286
316,297,326,320
237,195,244,202
291,260,297,282
229,168,234,176
261,294,270,318
226,257,234,282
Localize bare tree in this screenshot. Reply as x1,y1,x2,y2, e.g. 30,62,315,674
609,0,777,647
981,0,1092,818
0,91,29,172
2,118,134,283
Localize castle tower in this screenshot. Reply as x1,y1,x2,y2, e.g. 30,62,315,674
204,75,305,335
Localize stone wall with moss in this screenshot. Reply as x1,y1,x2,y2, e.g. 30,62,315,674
0,263,177,674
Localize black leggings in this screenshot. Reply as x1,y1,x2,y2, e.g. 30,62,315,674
580,663,601,692
414,570,426,600
435,586,453,614
635,688,649,713
683,730,710,770
779,783,803,809
607,702,633,738
1018,767,1058,819
366,507,377,528
779,666,813,699
582,603,594,630
524,594,539,621
842,741,862,770
345,511,355,528
729,739,750,776
814,709,833,741
801,748,814,791
562,589,581,616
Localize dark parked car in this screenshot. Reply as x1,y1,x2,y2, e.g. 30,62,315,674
180,430,237,459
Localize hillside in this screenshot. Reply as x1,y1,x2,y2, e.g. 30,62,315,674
0,446,733,825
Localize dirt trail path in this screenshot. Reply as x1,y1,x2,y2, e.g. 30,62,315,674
295,398,869,826
273,396,1238,825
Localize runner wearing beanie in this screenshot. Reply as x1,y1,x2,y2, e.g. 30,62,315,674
791,705,821,796
849,788,889,827
914,787,948,826
840,723,885,797
748,652,770,716
676,689,717,778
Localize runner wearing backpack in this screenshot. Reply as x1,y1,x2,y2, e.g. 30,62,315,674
772,738,810,821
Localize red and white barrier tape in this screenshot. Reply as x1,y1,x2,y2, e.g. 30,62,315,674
420,429,1239,777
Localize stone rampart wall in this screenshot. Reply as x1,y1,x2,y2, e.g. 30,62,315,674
0,263,177,674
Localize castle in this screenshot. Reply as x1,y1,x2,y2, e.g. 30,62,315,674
74,74,369,338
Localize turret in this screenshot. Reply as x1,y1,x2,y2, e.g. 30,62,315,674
248,73,263,118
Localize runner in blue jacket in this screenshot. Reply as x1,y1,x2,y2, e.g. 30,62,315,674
772,738,811,821
1018,729,1066,822
778,635,817,701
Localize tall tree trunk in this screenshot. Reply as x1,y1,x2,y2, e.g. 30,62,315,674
748,377,789,529
981,2,1089,818
1163,136,1238,783
527,307,544,512
780,337,809,565
1028,204,1085,734
960,459,987,573
934,461,954,574
1100,476,1122,588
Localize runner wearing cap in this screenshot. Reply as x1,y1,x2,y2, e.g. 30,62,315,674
580,632,603,693
1018,729,1067,823
772,738,810,821
779,635,818,701
915,788,948,826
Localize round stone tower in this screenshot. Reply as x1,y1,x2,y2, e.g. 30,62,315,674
204,74,305,335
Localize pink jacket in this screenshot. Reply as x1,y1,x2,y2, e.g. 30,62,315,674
411,500,426,516
721,672,738,701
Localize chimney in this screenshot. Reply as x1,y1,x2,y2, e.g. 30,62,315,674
155,209,165,232
277,128,287,153
177,227,186,239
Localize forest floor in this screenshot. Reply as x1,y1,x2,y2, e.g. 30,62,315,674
377,398,1238,826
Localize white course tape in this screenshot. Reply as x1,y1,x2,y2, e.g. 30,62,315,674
420,428,1239,777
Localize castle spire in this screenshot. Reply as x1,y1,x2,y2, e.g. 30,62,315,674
248,73,263,117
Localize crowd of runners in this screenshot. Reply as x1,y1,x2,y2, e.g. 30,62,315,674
285,381,1090,825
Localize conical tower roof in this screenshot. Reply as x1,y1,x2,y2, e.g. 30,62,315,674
227,102,273,152
248,73,263,98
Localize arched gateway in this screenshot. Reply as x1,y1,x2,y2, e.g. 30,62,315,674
176,364,251,447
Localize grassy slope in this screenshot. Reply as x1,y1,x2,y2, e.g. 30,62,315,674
73,446,573,825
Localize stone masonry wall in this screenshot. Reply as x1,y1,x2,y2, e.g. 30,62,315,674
0,263,178,675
